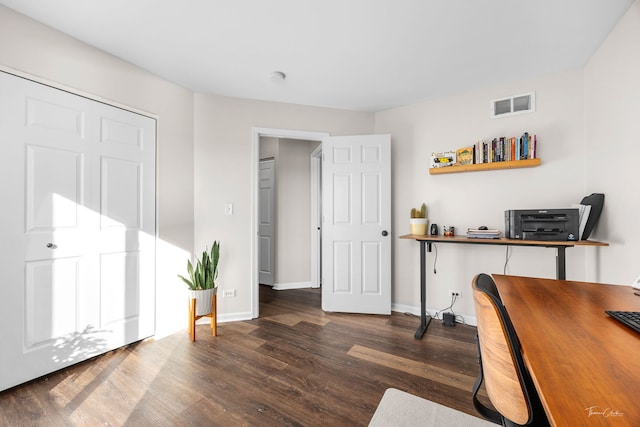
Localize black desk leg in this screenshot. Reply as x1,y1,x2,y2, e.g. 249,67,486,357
556,247,566,280
414,240,432,339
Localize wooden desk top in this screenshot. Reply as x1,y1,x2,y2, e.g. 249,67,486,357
493,275,640,426
399,234,608,248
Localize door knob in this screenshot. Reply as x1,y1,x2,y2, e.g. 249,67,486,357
46,243,57,249
381,230,388,236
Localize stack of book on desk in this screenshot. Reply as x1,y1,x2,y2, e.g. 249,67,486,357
466,228,501,239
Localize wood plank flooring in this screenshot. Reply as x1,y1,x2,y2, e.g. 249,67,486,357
0,286,489,426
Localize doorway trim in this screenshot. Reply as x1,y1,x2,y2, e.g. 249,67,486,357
310,145,322,289
251,127,329,319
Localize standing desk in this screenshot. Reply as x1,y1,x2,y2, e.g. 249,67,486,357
399,234,608,339
492,275,640,426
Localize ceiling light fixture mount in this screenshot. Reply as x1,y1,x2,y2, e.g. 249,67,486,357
270,71,286,83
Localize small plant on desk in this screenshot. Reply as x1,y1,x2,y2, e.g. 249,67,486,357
410,203,428,235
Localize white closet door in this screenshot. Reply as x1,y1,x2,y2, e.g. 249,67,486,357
0,71,156,392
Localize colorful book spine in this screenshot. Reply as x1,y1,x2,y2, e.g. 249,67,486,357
461,134,536,166
531,135,538,159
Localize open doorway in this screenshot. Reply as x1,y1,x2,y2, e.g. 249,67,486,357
251,128,329,318
258,136,320,291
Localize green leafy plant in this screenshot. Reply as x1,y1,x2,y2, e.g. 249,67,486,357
178,241,220,290
410,203,427,218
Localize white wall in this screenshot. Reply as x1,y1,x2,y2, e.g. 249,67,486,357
376,69,588,320
0,5,195,337
373,0,640,322
259,136,279,159
193,94,374,320
584,0,640,285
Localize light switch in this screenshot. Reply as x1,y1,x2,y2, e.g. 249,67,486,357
225,203,233,215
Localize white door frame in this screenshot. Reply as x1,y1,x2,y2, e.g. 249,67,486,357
251,127,329,318
310,145,322,289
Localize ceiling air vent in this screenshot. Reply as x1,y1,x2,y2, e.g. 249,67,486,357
491,92,535,118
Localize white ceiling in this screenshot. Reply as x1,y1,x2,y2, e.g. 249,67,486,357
0,0,634,112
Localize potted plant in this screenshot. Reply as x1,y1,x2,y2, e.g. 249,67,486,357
178,241,220,316
410,203,428,235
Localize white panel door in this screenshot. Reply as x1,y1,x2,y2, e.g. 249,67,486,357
258,159,275,285
322,135,391,314
0,71,156,392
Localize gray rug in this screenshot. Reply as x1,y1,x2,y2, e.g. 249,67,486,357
369,388,495,427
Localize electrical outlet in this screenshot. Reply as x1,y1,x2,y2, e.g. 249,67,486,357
448,289,461,298
222,289,236,298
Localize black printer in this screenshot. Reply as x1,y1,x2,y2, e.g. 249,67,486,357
505,209,579,241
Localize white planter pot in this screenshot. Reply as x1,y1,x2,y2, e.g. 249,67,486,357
187,287,218,316
409,218,429,235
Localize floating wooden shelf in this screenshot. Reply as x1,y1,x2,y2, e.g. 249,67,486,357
429,158,541,175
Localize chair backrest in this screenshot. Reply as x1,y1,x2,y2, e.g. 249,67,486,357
472,273,537,425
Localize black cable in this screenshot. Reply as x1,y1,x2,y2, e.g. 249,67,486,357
433,293,457,320
432,243,438,274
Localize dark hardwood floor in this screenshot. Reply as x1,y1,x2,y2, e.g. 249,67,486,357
0,286,488,426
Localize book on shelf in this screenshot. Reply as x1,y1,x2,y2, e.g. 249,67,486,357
456,147,473,165
471,133,537,165
443,133,538,171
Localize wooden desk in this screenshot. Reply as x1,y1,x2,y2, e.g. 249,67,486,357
399,234,607,338
493,275,640,426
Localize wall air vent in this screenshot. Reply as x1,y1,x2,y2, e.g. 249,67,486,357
491,92,535,119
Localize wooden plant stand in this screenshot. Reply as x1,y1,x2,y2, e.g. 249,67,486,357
188,293,217,341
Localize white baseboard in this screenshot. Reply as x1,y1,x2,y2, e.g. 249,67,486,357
196,302,477,327
272,281,313,291
195,311,253,325
218,311,254,323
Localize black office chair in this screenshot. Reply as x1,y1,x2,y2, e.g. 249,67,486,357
471,273,550,427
